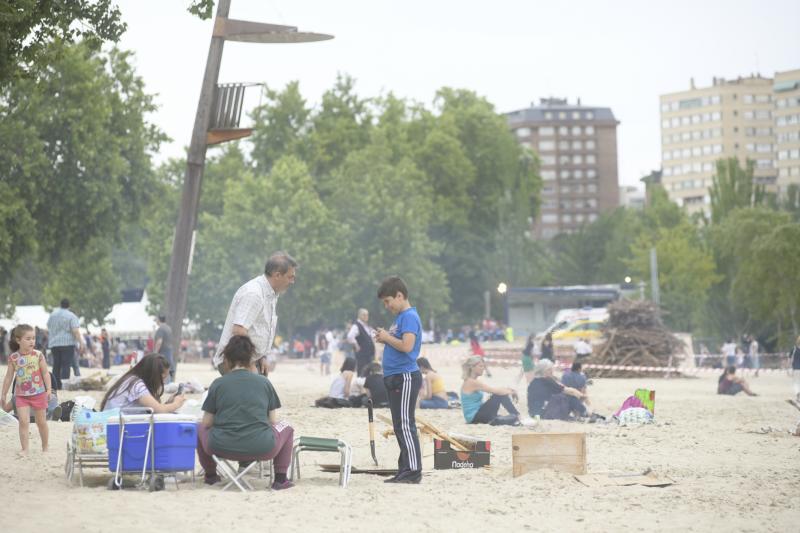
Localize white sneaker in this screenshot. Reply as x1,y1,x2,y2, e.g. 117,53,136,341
520,416,538,428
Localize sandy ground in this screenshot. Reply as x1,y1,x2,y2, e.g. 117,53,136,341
1,344,798,533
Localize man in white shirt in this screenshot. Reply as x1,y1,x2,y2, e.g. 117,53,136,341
213,252,297,375
574,337,592,360
346,308,375,376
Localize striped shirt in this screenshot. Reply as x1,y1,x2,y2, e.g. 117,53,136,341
47,307,80,347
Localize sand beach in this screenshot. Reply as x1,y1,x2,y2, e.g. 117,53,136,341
1,344,798,533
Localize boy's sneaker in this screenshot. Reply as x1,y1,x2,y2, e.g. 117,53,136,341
393,470,421,484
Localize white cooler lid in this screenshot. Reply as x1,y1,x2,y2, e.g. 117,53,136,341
107,413,200,424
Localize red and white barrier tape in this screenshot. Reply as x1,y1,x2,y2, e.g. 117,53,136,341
483,357,791,374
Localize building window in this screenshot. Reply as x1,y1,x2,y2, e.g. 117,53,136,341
572,126,582,135
586,183,597,193
562,214,573,223
573,169,584,179
743,94,753,104
541,170,556,180
541,214,557,223
572,140,583,150
586,169,597,179
539,140,555,151
584,125,595,135
559,126,568,135
572,111,580,120
558,112,567,119
539,126,555,136
585,111,594,120
585,140,596,150
544,112,553,120
586,154,596,164
559,155,570,165
540,155,556,165
560,169,571,179
573,155,583,164
515,127,531,137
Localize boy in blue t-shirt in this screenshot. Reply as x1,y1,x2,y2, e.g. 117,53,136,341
374,276,423,484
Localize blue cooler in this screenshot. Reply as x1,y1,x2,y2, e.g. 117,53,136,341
107,414,198,473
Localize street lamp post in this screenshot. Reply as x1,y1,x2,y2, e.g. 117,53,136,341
163,0,332,374
497,282,508,325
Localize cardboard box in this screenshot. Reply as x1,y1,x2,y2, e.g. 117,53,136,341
512,433,586,477
433,439,491,469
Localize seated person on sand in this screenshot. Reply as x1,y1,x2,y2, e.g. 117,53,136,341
418,357,449,409
197,335,295,489
362,362,389,407
717,366,757,396
100,353,186,412
527,359,585,420
315,358,359,407
560,361,590,418
460,356,521,425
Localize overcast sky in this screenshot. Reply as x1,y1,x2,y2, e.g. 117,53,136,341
115,0,800,186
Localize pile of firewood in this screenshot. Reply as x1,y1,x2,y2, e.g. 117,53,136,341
587,299,685,378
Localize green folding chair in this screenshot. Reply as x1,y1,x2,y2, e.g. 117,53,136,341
290,436,352,488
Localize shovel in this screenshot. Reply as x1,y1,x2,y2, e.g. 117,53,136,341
367,399,378,466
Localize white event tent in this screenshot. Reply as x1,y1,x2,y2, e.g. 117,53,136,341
1,292,157,340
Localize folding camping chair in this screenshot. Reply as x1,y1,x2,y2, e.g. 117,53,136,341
290,436,352,488
211,455,274,492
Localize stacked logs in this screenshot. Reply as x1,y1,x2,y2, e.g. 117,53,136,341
587,299,685,378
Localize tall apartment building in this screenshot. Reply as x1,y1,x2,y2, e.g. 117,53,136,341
506,98,619,239
660,69,800,211
774,69,800,190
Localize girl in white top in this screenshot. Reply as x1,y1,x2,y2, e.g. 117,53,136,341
100,353,185,412
328,358,357,400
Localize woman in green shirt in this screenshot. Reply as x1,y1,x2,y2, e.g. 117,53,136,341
197,335,295,489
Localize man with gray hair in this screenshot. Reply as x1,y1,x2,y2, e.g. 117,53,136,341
346,308,375,376
213,252,297,375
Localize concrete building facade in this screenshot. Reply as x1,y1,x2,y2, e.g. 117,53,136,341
507,98,620,239
660,69,800,211
774,69,800,191
660,75,774,211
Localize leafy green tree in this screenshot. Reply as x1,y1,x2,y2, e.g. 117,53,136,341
0,42,165,319
1,0,216,86
42,238,120,325
249,81,311,174
187,156,350,336
708,158,766,224
306,74,372,191
707,208,794,342
627,221,720,331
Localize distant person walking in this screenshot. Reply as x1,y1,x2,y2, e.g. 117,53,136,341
154,315,174,382
721,339,737,367
46,299,85,390
790,336,800,402
346,308,375,376
213,252,297,375
100,328,111,369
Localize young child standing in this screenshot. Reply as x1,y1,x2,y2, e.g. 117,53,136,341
374,276,423,484
1,324,52,453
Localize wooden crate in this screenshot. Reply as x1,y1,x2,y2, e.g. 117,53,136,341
512,433,587,477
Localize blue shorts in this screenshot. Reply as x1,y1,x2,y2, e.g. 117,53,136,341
320,353,331,364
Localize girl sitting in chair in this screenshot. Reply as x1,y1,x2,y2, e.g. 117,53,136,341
196,335,295,489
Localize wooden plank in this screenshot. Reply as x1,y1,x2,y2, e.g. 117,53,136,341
512,433,585,456
513,462,586,476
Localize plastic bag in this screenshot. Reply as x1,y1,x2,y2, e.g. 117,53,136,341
72,408,120,453
0,408,19,429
